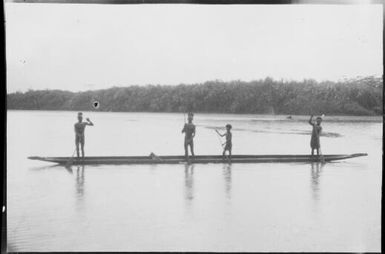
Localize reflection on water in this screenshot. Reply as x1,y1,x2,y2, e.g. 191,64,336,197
184,164,194,203
75,166,85,213
310,163,323,202
75,166,85,198
223,164,232,200
29,165,60,171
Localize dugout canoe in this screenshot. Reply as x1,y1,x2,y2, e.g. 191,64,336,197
28,153,367,165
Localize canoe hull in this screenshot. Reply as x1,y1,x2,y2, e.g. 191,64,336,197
28,153,368,165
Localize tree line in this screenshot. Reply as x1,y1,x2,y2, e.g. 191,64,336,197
7,76,383,115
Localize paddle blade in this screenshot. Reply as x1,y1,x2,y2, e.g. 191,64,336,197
66,157,74,167
319,148,325,164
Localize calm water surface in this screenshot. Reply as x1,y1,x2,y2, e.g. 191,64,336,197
7,111,382,252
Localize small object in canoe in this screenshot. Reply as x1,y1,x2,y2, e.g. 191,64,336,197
27,153,368,166
149,152,163,162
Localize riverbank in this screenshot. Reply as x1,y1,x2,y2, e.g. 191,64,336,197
7,77,383,116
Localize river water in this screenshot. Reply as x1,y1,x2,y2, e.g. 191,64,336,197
6,110,382,252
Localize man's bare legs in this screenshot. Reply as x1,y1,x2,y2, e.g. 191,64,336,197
184,141,195,160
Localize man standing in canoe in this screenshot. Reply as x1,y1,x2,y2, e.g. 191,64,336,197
215,124,232,161
182,112,196,160
74,112,94,158
308,114,322,156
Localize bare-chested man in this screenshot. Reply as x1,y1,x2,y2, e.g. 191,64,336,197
182,112,196,160
74,112,94,158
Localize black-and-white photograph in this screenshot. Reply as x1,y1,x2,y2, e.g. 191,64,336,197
4,0,383,252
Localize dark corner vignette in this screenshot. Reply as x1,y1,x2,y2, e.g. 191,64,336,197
4,0,385,4
1,0,7,253
5,0,295,4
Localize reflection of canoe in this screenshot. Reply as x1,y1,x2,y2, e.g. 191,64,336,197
28,153,367,165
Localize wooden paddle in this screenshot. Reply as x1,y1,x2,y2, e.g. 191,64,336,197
319,114,325,163
319,148,325,164
214,129,225,148
66,148,76,168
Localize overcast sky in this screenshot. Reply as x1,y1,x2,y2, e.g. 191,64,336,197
5,3,383,93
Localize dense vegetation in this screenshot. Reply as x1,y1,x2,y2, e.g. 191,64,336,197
7,76,383,115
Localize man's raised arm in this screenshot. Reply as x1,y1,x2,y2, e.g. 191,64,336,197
86,118,94,126
308,115,314,125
